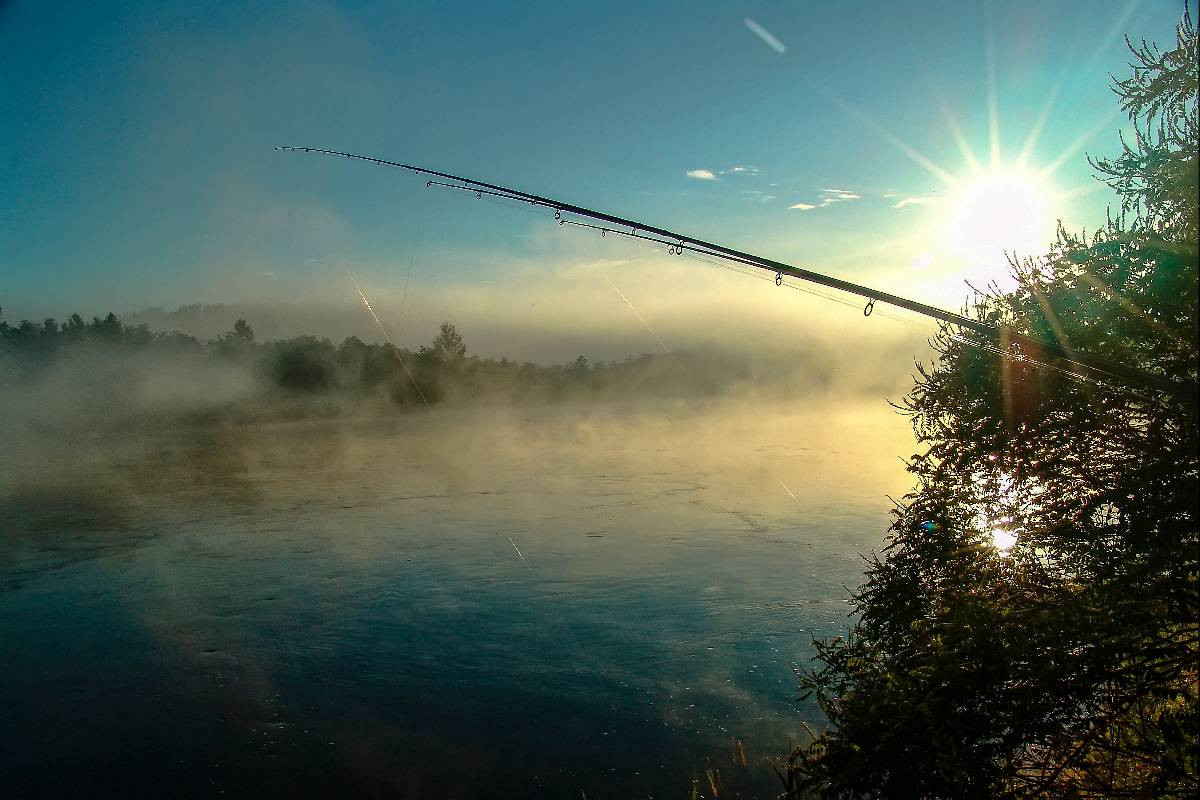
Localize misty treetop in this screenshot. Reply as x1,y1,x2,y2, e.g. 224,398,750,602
0,309,766,413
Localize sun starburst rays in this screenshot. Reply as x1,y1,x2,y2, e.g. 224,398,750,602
759,1,1138,308
806,10,1128,299
984,2,1003,168
1038,106,1126,182
928,82,982,175
801,72,961,191
1018,80,1068,170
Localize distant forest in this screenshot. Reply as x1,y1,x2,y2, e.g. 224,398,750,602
0,308,779,411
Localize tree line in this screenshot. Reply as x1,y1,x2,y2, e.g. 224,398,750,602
0,311,750,407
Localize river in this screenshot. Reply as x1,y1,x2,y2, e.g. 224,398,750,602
1,398,912,798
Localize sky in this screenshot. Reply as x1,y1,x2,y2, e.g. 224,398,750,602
0,0,1193,359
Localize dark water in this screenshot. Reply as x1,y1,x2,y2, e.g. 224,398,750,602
1,401,910,798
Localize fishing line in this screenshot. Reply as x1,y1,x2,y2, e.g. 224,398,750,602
529,190,1075,347
394,234,421,342
435,178,558,221
507,536,534,575
558,201,1112,396
696,250,1111,391
778,480,802,506
348,271,433,413
572,223,856,537
568,221,1113,390
438,190,687,375
277,146,1194,403
561,212,922,330
602,274,687,372
576,215,930,331
504,533,588,677
558,210,1109,395
559,219,1150,394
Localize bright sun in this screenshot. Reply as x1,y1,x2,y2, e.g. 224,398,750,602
944,167,1059,271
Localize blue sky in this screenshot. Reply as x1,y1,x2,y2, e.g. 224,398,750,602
0,0,1192,355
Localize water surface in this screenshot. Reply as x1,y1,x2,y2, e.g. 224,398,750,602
1,400,911,798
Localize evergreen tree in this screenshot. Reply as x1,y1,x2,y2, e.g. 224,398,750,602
214,318,256,357
432,321,467,359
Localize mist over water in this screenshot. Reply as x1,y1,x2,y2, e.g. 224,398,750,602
1,384,912,797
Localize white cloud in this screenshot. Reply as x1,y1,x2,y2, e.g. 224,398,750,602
686,169,717,181
893,195,938,209
787,187,862,210
744,17,786,54
712,165,761,177
815,188,862,207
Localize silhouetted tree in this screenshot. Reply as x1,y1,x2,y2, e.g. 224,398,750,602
432,321,467,359
215,318,256,357
89,312,123,342
268,335,337,392
787,15,1197,799
61,313,85,342
232,319,254,345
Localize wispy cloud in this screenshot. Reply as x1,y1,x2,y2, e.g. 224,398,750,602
817,188,862,206
788,187,862,210
687,165,763,181
744,17,786,54
742,189,776,203
893,195,939,209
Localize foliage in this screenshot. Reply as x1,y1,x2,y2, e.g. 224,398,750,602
1,303,753,415
431,321,467,359
268,334,337,392
0,310,166,362
787,14,1198,799
214,318,256,357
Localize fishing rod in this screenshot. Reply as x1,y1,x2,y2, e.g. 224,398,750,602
276,146,1196,402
